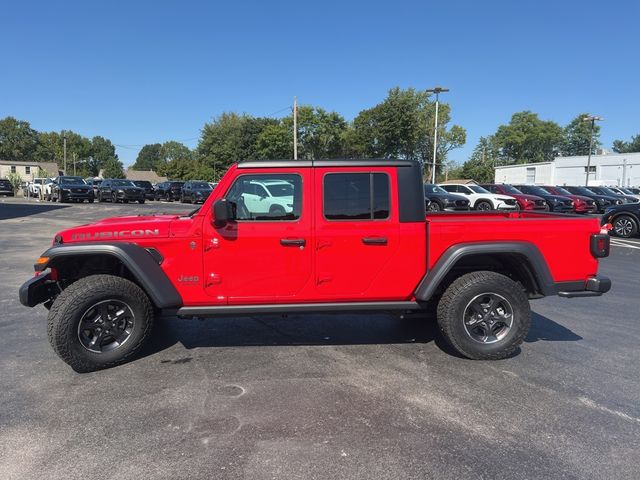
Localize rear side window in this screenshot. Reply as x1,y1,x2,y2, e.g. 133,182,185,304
323,173,390,220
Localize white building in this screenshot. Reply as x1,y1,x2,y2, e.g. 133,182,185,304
494,152,640,187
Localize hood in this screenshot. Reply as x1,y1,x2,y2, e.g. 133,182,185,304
543,194,573,203
513,193,545,202
56,214,179,243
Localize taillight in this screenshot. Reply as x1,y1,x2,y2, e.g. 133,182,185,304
590,233,610,258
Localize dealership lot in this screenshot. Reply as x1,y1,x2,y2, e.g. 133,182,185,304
1,199,639,480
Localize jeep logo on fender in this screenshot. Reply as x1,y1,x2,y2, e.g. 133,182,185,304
71,229,160,241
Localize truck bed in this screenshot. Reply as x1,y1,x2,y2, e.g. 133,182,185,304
426,211,601,282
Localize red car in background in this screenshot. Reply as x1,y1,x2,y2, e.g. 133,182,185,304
480,184,548,211
542,186,597,214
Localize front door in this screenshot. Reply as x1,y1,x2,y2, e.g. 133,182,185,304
313,167,399,300
202,169,313,304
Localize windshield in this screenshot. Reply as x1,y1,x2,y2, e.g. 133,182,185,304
597,187,620,196
524,186,550,196
133,181,151,188
502,185,523,194
59,176,86,185
191,182,211,189
552,186,572,195
468,185,490,194
424,184,447,194
619,187,634,194
573,187,596,195
170,182,184,188
265,183,294,197
112,180,135,187
34,179,43,184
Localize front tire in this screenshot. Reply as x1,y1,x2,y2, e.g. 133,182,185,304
47,275,154,373
475,200,493,211
428,201,442,212
436,271,531,360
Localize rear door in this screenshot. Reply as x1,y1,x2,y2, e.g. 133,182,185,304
313,167,400,300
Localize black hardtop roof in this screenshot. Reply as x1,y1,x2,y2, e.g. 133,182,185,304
237,159,419,169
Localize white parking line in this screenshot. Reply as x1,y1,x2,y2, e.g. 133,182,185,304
611,239,640,250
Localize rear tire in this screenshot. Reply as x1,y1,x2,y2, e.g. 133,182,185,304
47,275,154,373
612,214,638,238
436,271,531,360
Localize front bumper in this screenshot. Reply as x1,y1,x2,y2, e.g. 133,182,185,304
19,272,60,307
61,189,94,200
117,191,144,200
557,275,612,298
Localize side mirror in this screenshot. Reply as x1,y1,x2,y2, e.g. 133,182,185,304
213,199,236,227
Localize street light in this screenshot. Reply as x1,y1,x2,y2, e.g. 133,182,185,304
582,114,603,186
63,134,67,175
426,87,450,183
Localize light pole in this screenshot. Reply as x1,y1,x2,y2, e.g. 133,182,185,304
583,115,602,186
63,134,67,175
426,87,449,183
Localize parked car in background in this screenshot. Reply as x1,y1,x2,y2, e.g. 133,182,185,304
155,181,185,201
512,185,574,213
423,184,470,211
601,202,640,238
608,186,640,201
627,187,640,195
438,183,518,210
541,186,597,214
132,180,155,200
587,186,639,204
42,178,55,201
480,184,547,211
0,178,14,196
208,182,218,190
84,178,103,198
181,180,213,204
229,178,295,216
51,176,94,203
98,179,145,203
27,178,47,198
562,186,622,213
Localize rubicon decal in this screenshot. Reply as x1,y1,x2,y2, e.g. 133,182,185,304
71,229,160,241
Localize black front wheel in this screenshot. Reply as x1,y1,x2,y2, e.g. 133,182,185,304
475,201,493,211
47,275,154,372
436,271,531,360
428,201,442,212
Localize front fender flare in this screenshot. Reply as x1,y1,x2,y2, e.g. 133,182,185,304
37,243,183,309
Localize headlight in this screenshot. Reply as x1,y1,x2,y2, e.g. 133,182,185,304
118,189,125,194
616,200,623,205
62,188,71,192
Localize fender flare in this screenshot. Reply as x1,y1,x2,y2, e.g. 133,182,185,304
415,241,556,302
37,243,183,308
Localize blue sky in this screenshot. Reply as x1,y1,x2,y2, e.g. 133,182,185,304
1,0,638,167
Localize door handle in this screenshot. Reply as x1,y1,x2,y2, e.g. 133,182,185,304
362,237,387,245
280,238,306,247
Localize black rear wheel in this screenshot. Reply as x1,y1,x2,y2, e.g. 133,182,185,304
47,275,154,372
436,271,531,360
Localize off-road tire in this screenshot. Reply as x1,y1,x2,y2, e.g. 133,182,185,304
436,271,530,360
47,275,154,373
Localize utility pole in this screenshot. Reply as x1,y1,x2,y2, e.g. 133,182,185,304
582,115,603,186
63,134,67,175
293,96,298,160
426,87,450,183
73,152,77,175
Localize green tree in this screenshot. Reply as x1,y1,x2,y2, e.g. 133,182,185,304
493,111,564,164
288,106,348,159
159,141,193,163
460,136,500,182
0,117,39,161
102,157,125,178
561,114,601,157
158,158,215,181
255,123,292,159
132,143,162,170
88,136,118,176
7,172,23,193
612,134,640,153
350,87,466,176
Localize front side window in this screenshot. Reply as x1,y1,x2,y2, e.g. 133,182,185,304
225,174,301,221
323,173,390,221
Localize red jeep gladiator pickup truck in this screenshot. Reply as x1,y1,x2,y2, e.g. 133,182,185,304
19,159,611,372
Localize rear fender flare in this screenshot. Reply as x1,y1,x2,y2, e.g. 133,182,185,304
415,242,556,302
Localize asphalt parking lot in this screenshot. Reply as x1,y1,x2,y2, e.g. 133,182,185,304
1,198,639,480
